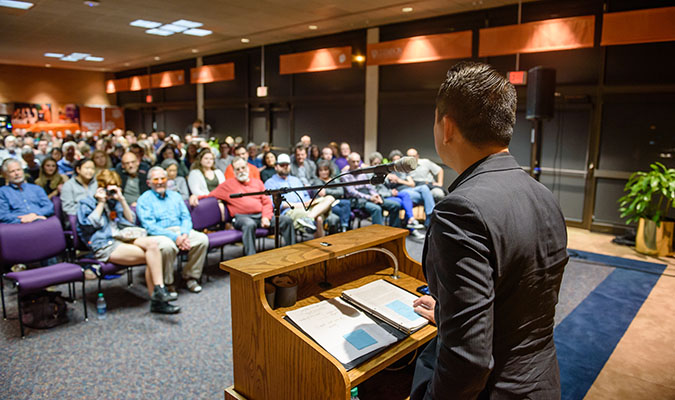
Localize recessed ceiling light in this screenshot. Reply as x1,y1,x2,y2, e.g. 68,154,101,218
402,7,413,12
85,56,104,62
154,56,161,61
0,1,34,10
130,19,162,29
146,28,174,36
124,62,130,66
308,25,318,30
45,63,51,68
44,52,64,58
191,49,198,53
354,55,365,62
241,38,250,43
69,52,90,60
172,19,202,28
160,24,187,32
183,28,212,37
83,0,99,7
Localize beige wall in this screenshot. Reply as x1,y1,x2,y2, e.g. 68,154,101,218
0,64,111,113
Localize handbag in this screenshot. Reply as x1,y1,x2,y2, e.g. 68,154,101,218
113,226,147,242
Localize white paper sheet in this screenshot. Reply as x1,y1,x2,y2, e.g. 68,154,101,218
285,297,398,365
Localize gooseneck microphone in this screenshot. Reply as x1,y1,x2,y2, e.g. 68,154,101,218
344,156,418,176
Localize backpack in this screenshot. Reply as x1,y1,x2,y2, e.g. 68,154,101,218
20,290,69,329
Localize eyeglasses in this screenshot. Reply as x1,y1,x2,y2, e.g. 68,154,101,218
151,177,167,183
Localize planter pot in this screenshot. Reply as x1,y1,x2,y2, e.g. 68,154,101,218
635,218,674,257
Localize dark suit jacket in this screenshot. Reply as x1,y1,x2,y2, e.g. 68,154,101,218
411,152,568,400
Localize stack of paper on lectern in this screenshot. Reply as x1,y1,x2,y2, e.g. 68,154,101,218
285,298,398,366
341,279,428,334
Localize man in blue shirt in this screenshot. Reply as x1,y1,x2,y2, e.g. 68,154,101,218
136,166,209,295
57,141,77,178
264,154,334,237
0,159,54,224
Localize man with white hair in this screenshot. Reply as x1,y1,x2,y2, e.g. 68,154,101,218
208,157,295,255
136,166,209,295
58,141,78,178
0,159,54,224
0,135,19,164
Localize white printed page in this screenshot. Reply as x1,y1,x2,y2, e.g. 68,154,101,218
342,279,428,332
285,297,397,365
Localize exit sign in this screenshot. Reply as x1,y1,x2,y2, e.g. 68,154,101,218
508,71,527,85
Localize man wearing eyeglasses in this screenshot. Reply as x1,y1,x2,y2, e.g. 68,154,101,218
136,166,209,295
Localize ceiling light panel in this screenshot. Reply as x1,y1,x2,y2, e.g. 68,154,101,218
0,0,34,10
160,24,187,32
146,28,175,36
85,56,104,62
183,28,212,37
172,19,203,28
44,53,64,58
69,52,90,60
130,19,162,29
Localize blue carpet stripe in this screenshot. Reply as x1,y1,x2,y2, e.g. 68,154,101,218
554,251,666,400
567,249,667,273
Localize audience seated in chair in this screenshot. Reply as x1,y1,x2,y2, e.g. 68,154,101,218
187,149,225,198
117,152,149,207
388,149,436,227
341,152,401,228
406,147,447,202
208,157,295,255
61,158,97,216
290,144,319,186
34,157,67,200
76,169,179,314
136,166,209,295
225,145,261,181
316,160,350,233
0,158,54,224
264,153,335,238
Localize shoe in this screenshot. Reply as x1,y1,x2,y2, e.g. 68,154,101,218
409,230,426,240
297,217,316,234
150,300,180,314
10,264,27,272
185,279,202,293
407,220,425,230
152,285,178,302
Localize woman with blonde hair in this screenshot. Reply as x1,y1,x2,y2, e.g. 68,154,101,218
92,149,112,176
187,148,224,197
76,169,179,314
34,157,68,199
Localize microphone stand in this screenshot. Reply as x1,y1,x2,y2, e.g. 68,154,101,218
231,174,387,249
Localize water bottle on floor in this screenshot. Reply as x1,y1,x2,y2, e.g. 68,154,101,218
350,387,360,400
96,293,107,320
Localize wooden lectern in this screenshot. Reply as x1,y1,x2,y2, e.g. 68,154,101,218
221,225,436,400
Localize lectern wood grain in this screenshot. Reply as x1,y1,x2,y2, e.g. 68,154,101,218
222,225,435,399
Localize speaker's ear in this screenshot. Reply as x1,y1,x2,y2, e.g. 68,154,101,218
526,67,556,120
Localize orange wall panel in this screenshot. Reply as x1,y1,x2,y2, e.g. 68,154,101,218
279,46,352,75
602,6,675,46
367,31,472,66
128,75,149,91
150,70,185,88
190,63,235,83
479,15,595,57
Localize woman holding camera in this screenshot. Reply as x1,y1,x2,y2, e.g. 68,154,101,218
76,170,179,314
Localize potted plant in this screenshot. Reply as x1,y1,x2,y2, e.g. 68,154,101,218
618,162,675,256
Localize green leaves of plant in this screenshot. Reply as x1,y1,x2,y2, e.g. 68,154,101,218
618,162,675,226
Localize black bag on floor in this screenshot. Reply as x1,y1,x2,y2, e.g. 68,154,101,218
20,290,69,329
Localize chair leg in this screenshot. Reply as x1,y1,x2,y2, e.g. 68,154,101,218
17,292,25,338
1,276,6,320
127,268,133,287
97,277,102,294
68,282,73,299
71,282,77,303
81,279,88,321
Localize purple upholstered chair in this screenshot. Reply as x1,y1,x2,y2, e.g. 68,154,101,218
0,216,87,337
190,197,243,261
68,214,142,294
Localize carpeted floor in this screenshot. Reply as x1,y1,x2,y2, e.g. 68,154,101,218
0,230,668,399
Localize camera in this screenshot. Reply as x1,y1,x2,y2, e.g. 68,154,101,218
107,189,117,197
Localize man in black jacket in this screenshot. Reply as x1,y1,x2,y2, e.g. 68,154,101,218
410,61,568,399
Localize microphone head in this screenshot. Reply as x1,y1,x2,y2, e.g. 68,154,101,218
394,156,418,173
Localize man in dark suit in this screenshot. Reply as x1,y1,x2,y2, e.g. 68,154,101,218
410,61,568,399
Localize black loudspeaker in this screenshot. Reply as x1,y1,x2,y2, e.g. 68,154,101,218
526,66,556,120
